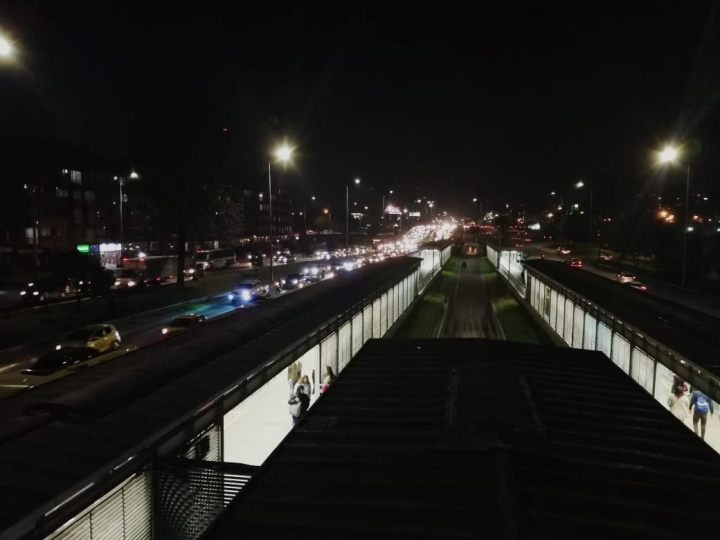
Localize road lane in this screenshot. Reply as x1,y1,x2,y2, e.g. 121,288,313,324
520,244,720,318
444,258,497,338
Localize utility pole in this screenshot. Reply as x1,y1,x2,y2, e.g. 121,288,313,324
268,162,274,283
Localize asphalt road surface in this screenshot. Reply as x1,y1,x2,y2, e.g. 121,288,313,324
444,258,497,338
0,272,333,378
521,244,720,319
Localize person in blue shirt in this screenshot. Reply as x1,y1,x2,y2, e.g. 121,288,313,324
689,390,714,440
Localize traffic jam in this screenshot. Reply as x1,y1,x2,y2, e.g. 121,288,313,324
0,224,443,400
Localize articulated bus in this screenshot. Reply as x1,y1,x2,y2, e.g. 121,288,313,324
195,248,236,270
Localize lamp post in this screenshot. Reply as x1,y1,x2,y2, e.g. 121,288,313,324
324,208,331,229
303,196,315,234
657,145,690,288
269,145,293,283
346,178,360,250
575,180,594,247
115,171,139,259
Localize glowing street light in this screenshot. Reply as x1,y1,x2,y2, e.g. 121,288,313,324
575,180,584,188
129,171,140,179
658,146,679,164
0,35,13,58
276,145,293,162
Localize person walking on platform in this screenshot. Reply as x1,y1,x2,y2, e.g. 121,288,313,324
321,365,336,393
294,375,313,399
667,387,690,424
288,386,310,426
287,361,302,398
689,389,713,440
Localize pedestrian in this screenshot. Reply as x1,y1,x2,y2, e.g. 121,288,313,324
689,389,714,440
321,365,336,393
287,361,302,397
667,386,690,423
461,261,467,271
294,374,312,399
288,386,310,426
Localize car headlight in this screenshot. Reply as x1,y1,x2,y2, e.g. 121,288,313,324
241,290,251,299
162,328,168,334
114,280,121,286
302,268,308,274
32,291,39,296
128,281,136,287
20,291,26,296
186,268,195,274
56,345,62,350
291,279,298,284
228,293,235,300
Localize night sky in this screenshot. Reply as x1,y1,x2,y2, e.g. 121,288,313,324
2,2,720,212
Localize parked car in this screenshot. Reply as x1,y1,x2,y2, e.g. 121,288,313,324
56,324,121,352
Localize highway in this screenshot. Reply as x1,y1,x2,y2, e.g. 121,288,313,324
0,262,329,378
0,224,452,396
520,244,720,319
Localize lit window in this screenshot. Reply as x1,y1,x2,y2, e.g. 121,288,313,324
70,170,82,184
61,169,69,176
55,188,69,198
25,228,36,243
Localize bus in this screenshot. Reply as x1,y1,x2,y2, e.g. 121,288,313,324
195,249,236,270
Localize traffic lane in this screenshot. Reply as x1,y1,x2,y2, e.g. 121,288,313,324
447,259,493,338
0,277,316,376
521,245,720,317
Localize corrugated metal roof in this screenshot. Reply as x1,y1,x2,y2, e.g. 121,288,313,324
0,257,420,537
207,338,720,539
525,260,719,371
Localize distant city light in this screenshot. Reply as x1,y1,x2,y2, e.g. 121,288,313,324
687,226,694,232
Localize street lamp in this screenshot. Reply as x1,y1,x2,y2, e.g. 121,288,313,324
324,208,331,229
302,196,316,234
575,180,594,248
115,171,140,259
346,178,360,250
269,145,293,282
657,144,690,287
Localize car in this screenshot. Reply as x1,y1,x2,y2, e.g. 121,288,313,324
302,265,325,282
56,324,121,352
23,347,101,376
228,280,270,303
617,271,637,283
20,276,85,303
280,273,307,290
0,346,134,399
162,314,207,335
625,281,648,291
566,258,582,268
599,253,614,261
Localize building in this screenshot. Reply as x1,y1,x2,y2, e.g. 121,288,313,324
257,188,294,239
0,140,138,275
